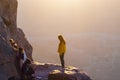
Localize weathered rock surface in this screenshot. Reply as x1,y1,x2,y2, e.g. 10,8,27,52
0,0,32,79
33,62,92,80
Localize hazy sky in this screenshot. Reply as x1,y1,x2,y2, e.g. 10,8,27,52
17,0,120,37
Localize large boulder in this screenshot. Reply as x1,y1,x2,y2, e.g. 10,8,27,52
48,67,91,80
0,0,33,79
0,0,33,61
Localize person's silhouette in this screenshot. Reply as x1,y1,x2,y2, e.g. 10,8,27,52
58,35,66,68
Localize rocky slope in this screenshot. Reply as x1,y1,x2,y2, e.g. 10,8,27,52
0,0,91,80
0,0,32,79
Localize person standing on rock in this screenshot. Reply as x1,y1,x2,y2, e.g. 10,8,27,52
58,35,66,68
19,47,27,69
18,47,28,80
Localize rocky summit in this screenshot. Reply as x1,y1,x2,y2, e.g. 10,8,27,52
0,0,91,80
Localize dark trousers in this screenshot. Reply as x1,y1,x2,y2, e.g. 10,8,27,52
59,53,65,68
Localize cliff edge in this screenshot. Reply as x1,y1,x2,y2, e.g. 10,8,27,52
0,0,92,80
33,62,92,80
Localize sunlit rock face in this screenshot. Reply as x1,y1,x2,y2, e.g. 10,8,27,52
0,0,32,79
33,63,92,80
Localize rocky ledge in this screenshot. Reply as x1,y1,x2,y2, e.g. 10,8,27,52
33,62,92,80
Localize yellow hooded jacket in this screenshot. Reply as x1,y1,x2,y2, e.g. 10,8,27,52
58,41,66,55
